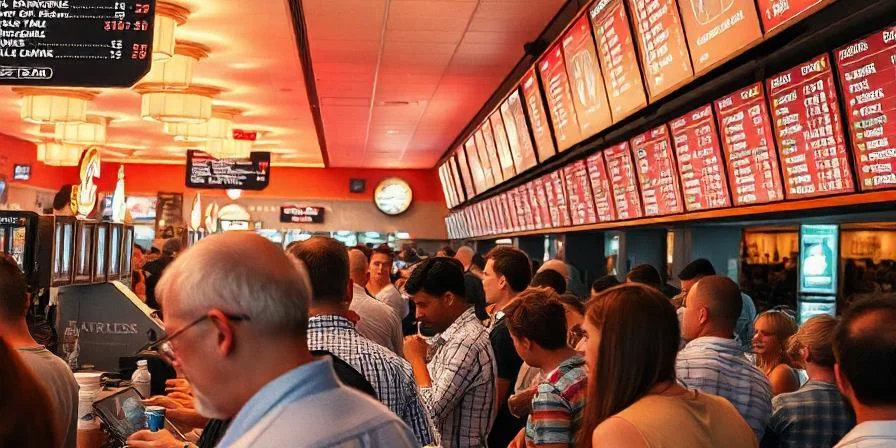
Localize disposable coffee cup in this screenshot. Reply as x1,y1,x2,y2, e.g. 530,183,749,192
144,406,166,432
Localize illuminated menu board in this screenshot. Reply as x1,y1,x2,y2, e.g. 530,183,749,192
478,125,503,185
489,112,517,181
586,152,618,222
534,179,554,229
632,125,685,216
485,202,496,235
494,198,507,234
544,173,573,227
525,182,544,230
669,104,732,211
627,0,694,100
604,142,643,219
756,0,828,34
678,0,763,74
562,14,613,138
464,138,486,194
835,25,896,191
539,43,582,151
502,90,539,173
715,83,785,206
455,148,476,200
589,0,648,121
445,163,461,206
522,69,558,162
449,156,467,202
767,54,854,199
438,164,454,207
512,187,528,232
520,185,536,230
501,192,518,232
563,160,599,225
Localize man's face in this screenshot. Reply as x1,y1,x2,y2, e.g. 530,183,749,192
369,253,392,284
482,259,504,304
411,291,452,333
680,284,703,342
680,278,699,298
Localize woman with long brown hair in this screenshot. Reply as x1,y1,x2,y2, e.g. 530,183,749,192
577,284,756,448
753,310,800,396
0,337,59,448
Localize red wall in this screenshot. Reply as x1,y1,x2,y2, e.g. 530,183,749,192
0,133,79,189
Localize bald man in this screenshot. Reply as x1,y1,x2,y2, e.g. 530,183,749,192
677,275,771,441
349,249,404,355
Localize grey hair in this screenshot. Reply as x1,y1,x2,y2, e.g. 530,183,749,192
348,249,368,274
456,246,474,256
155,232,312,336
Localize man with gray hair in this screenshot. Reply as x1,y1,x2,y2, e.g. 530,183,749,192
348,248,404,355
143,232,416,447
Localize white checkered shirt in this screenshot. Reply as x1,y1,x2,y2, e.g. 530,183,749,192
422,307,497,448
307,314,436,446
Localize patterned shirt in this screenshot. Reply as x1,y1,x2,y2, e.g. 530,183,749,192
767,380,855,448
526,355,588,446
307,315,435,446
677,336,772,440
835,420,896,448
422,307,497,448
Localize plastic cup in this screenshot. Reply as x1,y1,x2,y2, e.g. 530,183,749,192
144,406,166,432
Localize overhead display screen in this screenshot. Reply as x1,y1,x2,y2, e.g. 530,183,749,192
522,69,558,162
756,0,829,34
563,160,598,225
521,185,536,230
456,147,477,198
511,187,529,231
478,124,503,185
604,142,643,219
562,14,613,138
677,0,763,74
545,172,573,228
489,111,517,181
502,90,539,173
767,54,854,199
669,104,732,211
835,24,896,191
585,152,617,222
186,151,271,191
627,0,694,100
438,164,455,207
533,179,554,229
463,138,486,195
799,224,839,295
539,43,582,151
588,0,648,122
632,125,685,216
715,83,785,206
523,182,542,230
449,156,467,203
503,192,519,232
0,0,156,87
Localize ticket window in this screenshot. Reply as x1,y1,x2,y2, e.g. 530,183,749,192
840,226,896,306
741,229,799,311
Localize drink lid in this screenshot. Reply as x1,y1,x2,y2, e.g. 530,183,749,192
145,406,166,412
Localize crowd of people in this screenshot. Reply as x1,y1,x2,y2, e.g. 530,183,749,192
1,233,895,448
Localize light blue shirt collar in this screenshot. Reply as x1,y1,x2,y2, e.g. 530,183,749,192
218,357,341,447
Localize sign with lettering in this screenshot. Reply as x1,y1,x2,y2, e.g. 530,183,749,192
632,125,685,216
185,150,270,190
12,163,30,180
279,205,324,224
627,0,694,100
589,0,647,122
0,0,156,87
669,104,732,211
677,0,763,74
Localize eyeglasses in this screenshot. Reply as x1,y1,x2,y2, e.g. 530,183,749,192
141,313,249,364
567,324,586,351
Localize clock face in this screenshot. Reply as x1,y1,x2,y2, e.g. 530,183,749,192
374,177,413,215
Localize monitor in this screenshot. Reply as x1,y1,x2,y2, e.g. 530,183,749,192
52,217,75,286
563,160,598,226
669,104,732,211
501,90,538,174
588,0,647,121
538,43,582,151
604,142,643,220
799,224,839,295
631,125,685,216
627,0,694,100
109,224,123,280
586,151,617,222
678,0,762,74
92,223,109,283
521,68,558,162
73,222,96,284
561,14,612,138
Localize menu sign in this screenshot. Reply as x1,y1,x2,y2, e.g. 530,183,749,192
489,112,516,181
677,0,763,74
501,192,518,232
632,125,684,216
669,104,732,211
604,142,643,219
835,25,896,191
0,0,156,87
438,164,455,207
522,69,558,162
543,173,572,227
456,148,477,198
767,54,854,199
563,160,598,225
533,179,553,228
280,206,325,224
520,185,536,230
715,83,785,205
586,152,617,221
524,182,543,230
463,138,486,194
589,0,647,121
562,14,612,138
539,43,582,151
511,188,526,232
448,158,466,202
502,90,539,173
756,0,827,34
185,150,271,190
627,0,694,100
477,126,502,185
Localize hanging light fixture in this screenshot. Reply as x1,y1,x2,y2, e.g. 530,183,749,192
12,88,99,124
54,115,109,145
205,138,253,159
134,84,221,123
153,2,190,62
164,106,240,141
141,40,209,89
36,141,83,166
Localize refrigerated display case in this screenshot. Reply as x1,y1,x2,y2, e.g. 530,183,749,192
0,211,53,288
121,225,135,280
73,221,96,284
92,223,109,284
52,216,76,287
108,223,123,281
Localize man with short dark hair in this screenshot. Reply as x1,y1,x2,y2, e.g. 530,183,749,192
505,288,587,447
591,275,621,299
482,245,533,448
143,237,183,311
403,257,497,448
833,297,896,447
530,269,567,295
0,255,77,448
288,238,435,445
677,275,772,440
626,263,680,298
676,258,757,352
367,244,406,320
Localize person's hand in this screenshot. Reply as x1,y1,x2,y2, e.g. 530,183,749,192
126,429,183,448
166,392,195,408
403,335,429,362
143,396,206,430
143,396,182,410
508,387,537,418
165,378,191,395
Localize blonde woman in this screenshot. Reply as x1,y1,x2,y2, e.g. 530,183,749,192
753,310,800,396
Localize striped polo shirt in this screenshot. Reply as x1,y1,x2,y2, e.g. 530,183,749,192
525,355,588,446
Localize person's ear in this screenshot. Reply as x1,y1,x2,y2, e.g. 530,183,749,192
801,346,812,364
444,292,456,307
207,309,236,357
498,275,508,290
834,363,851,398
698,306,709,326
